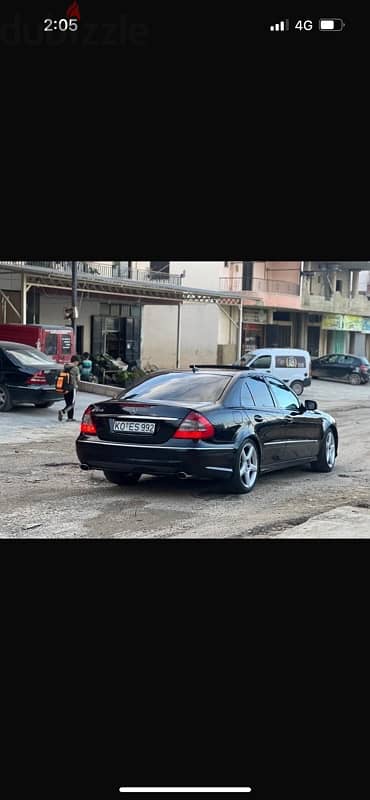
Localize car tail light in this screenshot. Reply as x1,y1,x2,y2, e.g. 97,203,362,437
80,406,97,435
173,411,215,440
360,365,369,372
27,371,47,384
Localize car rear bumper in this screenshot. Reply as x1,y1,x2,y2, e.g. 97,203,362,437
304,378,311,387
9,386,62,404
76,437,236,480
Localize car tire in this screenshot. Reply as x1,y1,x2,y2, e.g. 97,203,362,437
228,438,260,494
311,428,336,473
35,402,54,408
103,471,142,486
0,385,13,412
290,380,304,396
349,373,361,386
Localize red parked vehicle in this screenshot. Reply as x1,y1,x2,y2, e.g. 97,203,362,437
0,324,75,365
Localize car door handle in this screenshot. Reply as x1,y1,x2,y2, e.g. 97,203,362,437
254,415,264,422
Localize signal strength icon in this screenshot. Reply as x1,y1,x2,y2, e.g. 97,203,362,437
270,19,289,31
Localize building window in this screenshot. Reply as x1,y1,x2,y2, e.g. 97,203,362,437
273,311,290,322
150,261,169,276
242,261,254,291
336,280,343,292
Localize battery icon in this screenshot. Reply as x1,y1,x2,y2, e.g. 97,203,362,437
319,18,345,31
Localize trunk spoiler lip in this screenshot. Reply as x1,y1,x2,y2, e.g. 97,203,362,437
94,399,219,410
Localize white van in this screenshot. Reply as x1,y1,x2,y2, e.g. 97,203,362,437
239,348,311,396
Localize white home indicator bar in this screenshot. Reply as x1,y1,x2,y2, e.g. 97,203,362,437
119,790,252,794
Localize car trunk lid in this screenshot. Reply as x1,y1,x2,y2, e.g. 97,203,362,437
91,399,212,444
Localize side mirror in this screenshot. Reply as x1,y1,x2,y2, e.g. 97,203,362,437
305,399,317,411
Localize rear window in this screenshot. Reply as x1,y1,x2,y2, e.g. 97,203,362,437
275,356,306,368
122,373,232,403
5,348,55,367
360,357,370,365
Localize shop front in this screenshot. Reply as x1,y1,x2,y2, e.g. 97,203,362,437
322,314,370,356
242,309,267,352
91,304,142,366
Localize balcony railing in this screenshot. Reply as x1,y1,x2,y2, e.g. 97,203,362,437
219,276,300,296
0,261,184,288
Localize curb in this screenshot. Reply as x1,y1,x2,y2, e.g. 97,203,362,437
79,381,121,398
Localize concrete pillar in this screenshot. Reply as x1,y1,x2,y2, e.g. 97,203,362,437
352,271,359,297
320,329,327,356
176,302,183,368
353,333,366,356
299,315,307,349
237,302,243,360
21,272,27,324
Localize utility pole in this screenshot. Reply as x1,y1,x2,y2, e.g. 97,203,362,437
71,260,78,342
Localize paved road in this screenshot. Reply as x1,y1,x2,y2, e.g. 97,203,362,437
0,391,105,444
0,380,369,538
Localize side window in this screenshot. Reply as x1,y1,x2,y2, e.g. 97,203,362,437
247,377,275,408
45,333,57,355
276,356,307,369
250,356,272,370
327,355,339,363
241,381,255,408
268,380,300,411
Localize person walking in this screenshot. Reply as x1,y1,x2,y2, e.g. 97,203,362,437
80,352,93,381
58,355,80,422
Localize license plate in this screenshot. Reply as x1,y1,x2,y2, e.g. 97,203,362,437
111,421,156,434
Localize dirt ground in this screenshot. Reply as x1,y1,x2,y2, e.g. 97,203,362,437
1,380,369,538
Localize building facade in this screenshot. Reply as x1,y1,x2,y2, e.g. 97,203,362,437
0,260,242,369
301,262,370,359
219,261,370,359
2,260,369,368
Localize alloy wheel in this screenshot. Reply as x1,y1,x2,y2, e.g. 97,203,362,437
0,386,7,410
326,430,336,469
239,442,259,490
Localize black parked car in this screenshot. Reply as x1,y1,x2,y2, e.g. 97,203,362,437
76,367,338,494
0,341,62,412
311,353,370,385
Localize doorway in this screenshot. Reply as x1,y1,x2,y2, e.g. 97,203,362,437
265,324,291,347
307,326,320,357
76,326,84,356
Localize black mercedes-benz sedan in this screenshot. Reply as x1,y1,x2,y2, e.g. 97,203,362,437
76,367,339,494
0,341,62,412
